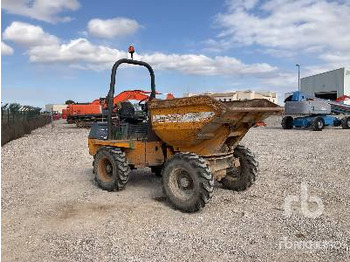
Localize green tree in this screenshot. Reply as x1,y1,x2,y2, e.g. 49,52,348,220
9,103,21,113
65,100,75,105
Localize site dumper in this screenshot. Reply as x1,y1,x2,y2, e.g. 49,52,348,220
88,48,283,212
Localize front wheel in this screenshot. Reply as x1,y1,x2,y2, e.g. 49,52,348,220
282,116,294,129
342,117,350,129
93,147,130,191
221,145,258,191
162,153,214,212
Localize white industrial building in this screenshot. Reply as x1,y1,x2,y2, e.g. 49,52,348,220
45,104,67,113
301,67,350,101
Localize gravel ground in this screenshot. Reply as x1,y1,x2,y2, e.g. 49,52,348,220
2,119,350,261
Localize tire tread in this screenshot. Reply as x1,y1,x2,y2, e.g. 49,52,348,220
162,152,214,212
93,147,130,191
221,145,258,192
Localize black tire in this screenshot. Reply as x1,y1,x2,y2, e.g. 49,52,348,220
93,147,130,191
281,116,294,129
76,121,84,128
151,166,163,177
221,145,258,191
341,117,350,129
311,117,324,131
162,153,214,212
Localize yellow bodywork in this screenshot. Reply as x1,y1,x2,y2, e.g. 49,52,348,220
148,96,282,155
88,95,283,167
89,139,167,167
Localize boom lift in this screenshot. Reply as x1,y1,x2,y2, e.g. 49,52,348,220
282,91,350,131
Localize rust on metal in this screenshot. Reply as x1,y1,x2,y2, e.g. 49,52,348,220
98,157,113,182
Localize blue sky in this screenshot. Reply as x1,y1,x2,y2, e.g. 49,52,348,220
1,0,350,107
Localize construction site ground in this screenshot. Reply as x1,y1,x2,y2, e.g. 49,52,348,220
2,119,349,261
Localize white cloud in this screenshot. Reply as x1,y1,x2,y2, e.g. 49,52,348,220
319,52,350,68
216,0,350,51
212,0,350,67
2,22,276,76
28,38,126,70
3,21,59,47
0,21,279,83
87,17,140,38
142,53,275,75
261,71,296,89
27,38,276,75
2,0,80,23
227,0,259,10
1,41,14,56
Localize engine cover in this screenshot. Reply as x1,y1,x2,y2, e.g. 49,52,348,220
285,101,331,115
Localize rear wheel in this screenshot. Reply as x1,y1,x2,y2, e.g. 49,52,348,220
341,117,350,129
162,153,214,212
311,117,324,131
282,116,294,129
93,147,130,191
221,145,258,191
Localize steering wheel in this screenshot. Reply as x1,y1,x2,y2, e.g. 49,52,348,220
138,97,148,112
138,97,148,106
139,97,148,107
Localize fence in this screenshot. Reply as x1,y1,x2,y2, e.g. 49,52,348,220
1,103,51,146
2,109,41,123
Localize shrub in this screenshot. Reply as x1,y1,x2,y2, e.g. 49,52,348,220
1,115,51,146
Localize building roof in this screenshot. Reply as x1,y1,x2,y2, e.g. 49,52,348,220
301,67,348,80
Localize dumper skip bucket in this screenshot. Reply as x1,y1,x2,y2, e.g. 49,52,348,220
148,95,283,155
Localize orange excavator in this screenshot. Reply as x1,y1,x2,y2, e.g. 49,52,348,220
66,90,174,127
336,95,350,103
62,108,68,119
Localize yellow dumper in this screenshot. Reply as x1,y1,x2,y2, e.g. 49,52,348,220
88,51,283,212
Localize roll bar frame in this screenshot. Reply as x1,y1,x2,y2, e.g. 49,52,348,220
107,58,156,139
